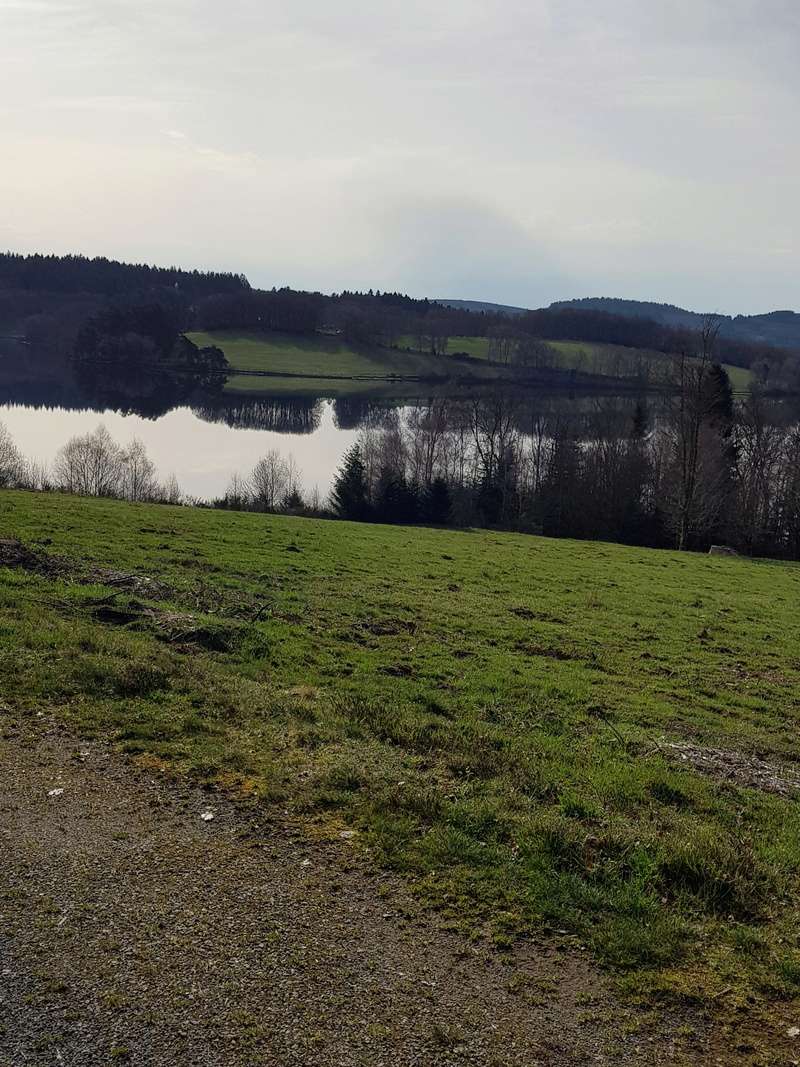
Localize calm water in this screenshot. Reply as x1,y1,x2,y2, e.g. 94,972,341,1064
0,340,687,500
0,340,370,497
0,400,359,500
5,342,798,507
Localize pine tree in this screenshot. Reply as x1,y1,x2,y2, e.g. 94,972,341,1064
423,477,452,525
330,445,369,520
375,468,419,525
703,364,734,429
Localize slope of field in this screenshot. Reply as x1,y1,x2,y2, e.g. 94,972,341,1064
443,336,752,390
188,329,750,395
435,298,529,316
188,330,501,389
2,489,799,1039
546,341,753,391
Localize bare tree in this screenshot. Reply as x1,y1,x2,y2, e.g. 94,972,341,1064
18,457,52,491
469,395,519,489
486,327,518,365
734,389,784,552
161,473,182,505
404,400,450,487
776,427,800,557
54,424,123,497
415,317,450,357
665,315,724,549
0,422,23,487
120,438,158,501
284,453,301,498
515,337,555,370
225,472,249,509
248,449,289,511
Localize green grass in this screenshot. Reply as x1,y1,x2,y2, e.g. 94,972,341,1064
443,336,753,390
191,329,752,395
1,490,798,1011
445,336,492,360
188,331,501,390
722,363,753,391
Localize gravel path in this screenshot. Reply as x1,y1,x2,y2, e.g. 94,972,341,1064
0,716,705,1066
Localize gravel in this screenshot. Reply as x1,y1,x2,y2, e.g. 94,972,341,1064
0,717,704,1066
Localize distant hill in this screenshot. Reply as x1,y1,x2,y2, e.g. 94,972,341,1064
440,295,800,353
435,298,529,317
550,298,800,352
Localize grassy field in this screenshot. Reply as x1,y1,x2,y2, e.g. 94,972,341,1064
2,491,799,1020
189,329,752,395
442,336,753,391
188,331,501,390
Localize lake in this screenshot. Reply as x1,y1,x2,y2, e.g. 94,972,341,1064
0,341,372,498
3,340,751,502
0,399,360,501
5,342,541,500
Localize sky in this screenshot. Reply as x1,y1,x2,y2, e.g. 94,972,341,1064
1,0,798,315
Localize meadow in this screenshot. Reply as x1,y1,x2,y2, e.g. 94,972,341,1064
1,489,798,1015
188,330,503,390
189,329,752,394
445,336,753,391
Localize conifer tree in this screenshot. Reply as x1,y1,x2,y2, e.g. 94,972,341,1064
330,445,370,520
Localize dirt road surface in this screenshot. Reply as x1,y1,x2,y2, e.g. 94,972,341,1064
0,716,718,1065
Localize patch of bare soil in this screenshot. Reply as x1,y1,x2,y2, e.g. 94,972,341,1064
0,716,712,1067
0,538,172,599
91,569,174,601
87,599,243,652
663,740,800,797
0,537,70,577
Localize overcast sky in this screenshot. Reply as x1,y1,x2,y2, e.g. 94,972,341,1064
2,0,798,314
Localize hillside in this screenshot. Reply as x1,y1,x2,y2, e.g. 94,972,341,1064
436,298,529,317
443,335,752,390
551,298,800,352
3,489,800,1059
187,329,482,381
191,328,752,394
439,296,800,353
186,330,637,394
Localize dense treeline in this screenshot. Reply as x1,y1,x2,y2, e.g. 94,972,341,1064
73,303,227,373
3,250,797,386
0,252,248,353
326,364,800,560
553,296,800,352
0,252,248,297
194,288,327,334
517,307,789,373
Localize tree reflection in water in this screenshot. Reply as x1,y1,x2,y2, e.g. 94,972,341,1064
194,395,324,434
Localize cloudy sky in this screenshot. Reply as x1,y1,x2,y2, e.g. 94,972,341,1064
2,0,798,313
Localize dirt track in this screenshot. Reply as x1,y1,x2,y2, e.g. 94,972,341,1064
0,715,710,1066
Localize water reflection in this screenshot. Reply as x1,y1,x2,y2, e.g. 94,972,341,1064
0,342,226,419
332,396,397,430
196,395,324,434
4,341,797,502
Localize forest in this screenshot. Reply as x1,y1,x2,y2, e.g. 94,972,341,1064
2,251,797,387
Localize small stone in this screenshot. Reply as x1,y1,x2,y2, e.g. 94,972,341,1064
200,811,215,822
788,1026,800,1038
